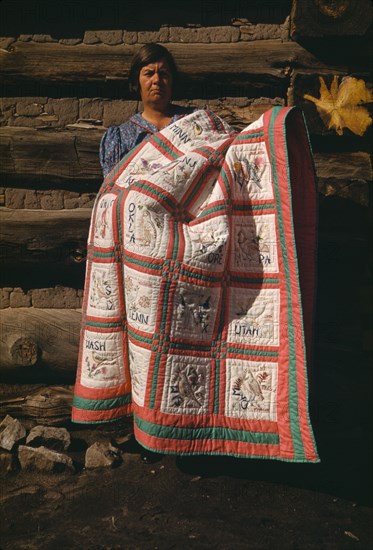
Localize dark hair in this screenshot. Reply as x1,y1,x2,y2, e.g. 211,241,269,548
129,43,178,96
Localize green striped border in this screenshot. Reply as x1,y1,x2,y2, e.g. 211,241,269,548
230,276,279,285
169,341,211,352
92,250,116,260
149,278,172,408
268,107,304,460
134,413,279,445
131,181,176,210
86,319,124,329
232,203,274,212
233,131,264,141
197,203,227,220
152,134,180,159
123,253,163,272
73,393,132,411
226,346,278,358
128,327,153,345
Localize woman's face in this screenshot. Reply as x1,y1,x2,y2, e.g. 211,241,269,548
138,58,173,108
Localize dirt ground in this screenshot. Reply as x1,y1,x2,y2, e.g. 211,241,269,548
1,413,372,550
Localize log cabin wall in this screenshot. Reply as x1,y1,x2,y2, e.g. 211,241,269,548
0,0,372,404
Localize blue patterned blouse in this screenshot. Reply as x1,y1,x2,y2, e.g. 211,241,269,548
99,106,195,177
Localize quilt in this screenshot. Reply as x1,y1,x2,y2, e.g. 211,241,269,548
72,107,319,463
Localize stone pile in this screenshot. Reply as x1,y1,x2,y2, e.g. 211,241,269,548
0,415,124,475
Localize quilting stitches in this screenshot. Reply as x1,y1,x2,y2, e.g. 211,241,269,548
87,265,121,315
124,267,162,334
231,214,279,273
116,139,180,189
171,282,220,341
81,329,126,388
227,288,280,347
184,216,229,271
92,193,119,246
128,343,151,407
226,141,273,201
226,359,278,421
161,355,210,414
123,193,170,258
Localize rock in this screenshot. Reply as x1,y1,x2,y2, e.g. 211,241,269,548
31,287,81,309
23,190,40,209
32,34,57,43
83,31,101,45
59,38,82,45
137,28,169,44
103,100,137,127
93,30,123,45
4,188,27,209
123,31,137,44
16,98,46,117
9,288,31,308
26,425,71,451
4,188,40,209
168,26,239,43
0,37,16,50
79,98,104,122
85,441,122,469
44,98,79,127
0,450,16,474
0,288,12,309
39,190,64,210
18,445,75,473
0,415,26,451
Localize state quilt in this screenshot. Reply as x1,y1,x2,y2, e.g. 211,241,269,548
72,107,319,463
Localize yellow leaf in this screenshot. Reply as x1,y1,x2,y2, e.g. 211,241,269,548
304,76,373,136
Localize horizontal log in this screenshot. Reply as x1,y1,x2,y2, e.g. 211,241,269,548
314,152,372,181
194,97,285,130
291,0,373,37
0,308,81,379
0,40,346,96
317,179,369,207
0,385,73,426
0,208,91,265
1,125,372,185
0,126,103,186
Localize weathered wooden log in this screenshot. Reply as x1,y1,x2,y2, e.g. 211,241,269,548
1,124,372,185
291,0,373,37
317,179,370,207
5,336,39,367
0,40,346,94
314,152,372,181
0,308,81,377
0,208,91,265
0,385,74,426
0,127,103,186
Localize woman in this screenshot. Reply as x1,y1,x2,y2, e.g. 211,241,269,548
100,43,194,178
